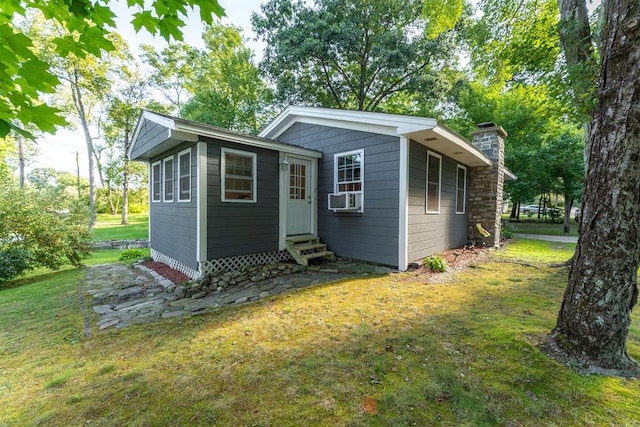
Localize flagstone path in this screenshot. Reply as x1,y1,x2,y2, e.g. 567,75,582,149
80,260,392,333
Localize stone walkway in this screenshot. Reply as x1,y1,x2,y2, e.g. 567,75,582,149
82,260,392,332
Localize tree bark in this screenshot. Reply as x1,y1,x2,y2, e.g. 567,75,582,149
121,127,130,225
71,68,97,228
552,0,640,376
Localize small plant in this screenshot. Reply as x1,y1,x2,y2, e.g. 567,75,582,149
424,255,447,272
119,248,144,261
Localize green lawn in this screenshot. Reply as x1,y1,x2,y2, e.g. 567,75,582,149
1,240,639,426
504,217,580,237
92,213,148,241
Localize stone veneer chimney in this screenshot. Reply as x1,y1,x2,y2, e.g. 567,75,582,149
468,123,507,247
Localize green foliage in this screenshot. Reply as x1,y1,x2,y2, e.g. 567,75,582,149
0,184,92,282
118,249,144,261
252,0,462,112
0,0,224,138
424,255,448,272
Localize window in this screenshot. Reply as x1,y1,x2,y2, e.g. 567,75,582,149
426,151,441,213
163,156,174,202
178,149,191,202
221,148,257,202
456,165,467,214
151,161,161,202
335,150,363,192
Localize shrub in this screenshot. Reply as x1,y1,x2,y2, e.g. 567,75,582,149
424,255,447,272
119,249,144,261
0,185,92,282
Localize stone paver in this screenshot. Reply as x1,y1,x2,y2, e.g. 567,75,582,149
81,260,391,332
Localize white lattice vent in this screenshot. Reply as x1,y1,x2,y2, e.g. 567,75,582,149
199,250,293,276
151,249,200,279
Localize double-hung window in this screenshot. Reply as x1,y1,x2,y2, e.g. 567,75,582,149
335,149,363,192
456,165,467,214
178,149,191,202
221,148,257,202
426,151,441,213
151,161,161,202
163,156,174,202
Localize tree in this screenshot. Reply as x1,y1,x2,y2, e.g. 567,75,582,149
252,0,460,112
0,0,224,139
551,0,640,376
180,24,274,134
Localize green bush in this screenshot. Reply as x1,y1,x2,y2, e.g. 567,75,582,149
118,249,144,261
0,185,92,282
424,255,447,272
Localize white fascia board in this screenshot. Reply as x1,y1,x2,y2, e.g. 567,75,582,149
260,106,437,139
177,122,322,158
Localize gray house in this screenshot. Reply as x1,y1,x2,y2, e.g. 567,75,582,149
130,107,512,279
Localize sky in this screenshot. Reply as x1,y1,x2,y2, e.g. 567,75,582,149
30,0,266,178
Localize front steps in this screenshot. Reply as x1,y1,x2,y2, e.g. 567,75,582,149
286,235,334,266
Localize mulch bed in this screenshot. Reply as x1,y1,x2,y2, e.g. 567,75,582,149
142,261,191,284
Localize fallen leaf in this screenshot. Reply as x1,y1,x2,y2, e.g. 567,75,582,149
360,396,378,415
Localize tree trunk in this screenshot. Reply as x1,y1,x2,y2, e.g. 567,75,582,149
121,127,131,225
93,148,116,215
71,71,97,228
562,197,572,234
552,0,640,377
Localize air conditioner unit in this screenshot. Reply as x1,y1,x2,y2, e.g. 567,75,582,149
328,192,362,211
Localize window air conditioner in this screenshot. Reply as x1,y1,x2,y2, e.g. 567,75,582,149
328,192,362,211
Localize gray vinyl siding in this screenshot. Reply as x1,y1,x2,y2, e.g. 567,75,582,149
149,142,198,270
204,138,280,259
130,121,169,160
407,140,468,262
278,123,400,267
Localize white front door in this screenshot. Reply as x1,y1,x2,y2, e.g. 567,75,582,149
286,157,312,235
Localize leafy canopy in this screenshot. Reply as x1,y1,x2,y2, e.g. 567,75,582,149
252,0,462,112
0,0,224,138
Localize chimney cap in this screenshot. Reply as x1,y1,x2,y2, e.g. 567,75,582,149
477,122,496,128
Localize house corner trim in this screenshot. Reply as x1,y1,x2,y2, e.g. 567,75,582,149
398,136,409,270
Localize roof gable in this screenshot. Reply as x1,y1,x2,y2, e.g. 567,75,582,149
129,110,322,161
259,106,492,167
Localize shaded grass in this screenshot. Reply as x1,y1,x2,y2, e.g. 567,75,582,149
92,213,148,241
1,240,639,425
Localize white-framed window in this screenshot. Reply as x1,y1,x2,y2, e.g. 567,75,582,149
221,147,257,202
163,156,174,202
334,149,364,192
456,164,467,214
151,161,161,202
426,151,441,213
178,148,191,202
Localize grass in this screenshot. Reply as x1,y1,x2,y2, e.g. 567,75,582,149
1,240,639,425
504,217,580,237
92,213,148,242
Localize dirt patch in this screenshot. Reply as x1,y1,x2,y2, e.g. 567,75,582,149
142,261,190,284
407,244,491,283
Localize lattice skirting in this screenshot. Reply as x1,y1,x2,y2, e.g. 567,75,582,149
151,249,200,280
199,250,293,276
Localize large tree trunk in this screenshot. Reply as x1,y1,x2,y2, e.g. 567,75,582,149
552,0,640,377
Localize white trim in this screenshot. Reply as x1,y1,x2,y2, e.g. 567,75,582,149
426,151,442,214
151,160,161,203
177,148,192,202
162,155,174,202
221,147,257,203
278,153,288,250
455,164,467,214
196,142,207,267
398,136,409,271
333,149,365,213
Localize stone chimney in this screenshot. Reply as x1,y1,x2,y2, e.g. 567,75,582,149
467,123,507,247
